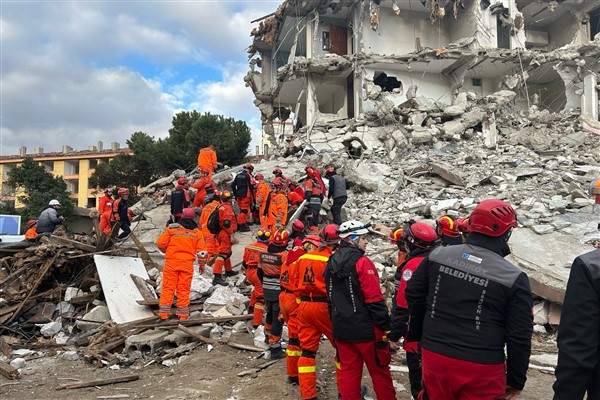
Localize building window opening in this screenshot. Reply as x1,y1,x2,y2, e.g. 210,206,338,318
591,8,600,40
373,71,402,93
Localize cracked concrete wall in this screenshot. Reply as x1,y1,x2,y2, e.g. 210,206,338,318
545,13,580,49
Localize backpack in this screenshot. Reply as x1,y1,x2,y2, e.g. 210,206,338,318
207,206,222,234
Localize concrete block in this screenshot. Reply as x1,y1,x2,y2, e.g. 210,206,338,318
164,330,192,348
532,225,555,235
40,321,62,338
64,287,84,302
76,305,110,332
548,303,562,326
533,302,549,325
10,358,26,369
61,350,79,361
125,329,169,356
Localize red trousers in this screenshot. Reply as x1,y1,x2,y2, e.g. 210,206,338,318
279,291,300,378
336,340,397,400
236,196,251,225
421,347,506,400
213,231,232,275
246,268,264,327
159,261,193,320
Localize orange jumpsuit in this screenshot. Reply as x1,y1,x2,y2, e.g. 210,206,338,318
197,147,217,180
199,199,220,257
255,180,270,229
25,226,37,240
99,209,112,235
190,176,212,207
288,191,303,208
280,249,304,381
243,240,268,327
265,192,288,234
259,249,288,348
213,202,237,275
157,223,205,320
98,195,113,215
295,247,341,399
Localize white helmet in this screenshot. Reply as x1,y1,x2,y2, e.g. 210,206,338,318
49,199,61,206
338,220,370,238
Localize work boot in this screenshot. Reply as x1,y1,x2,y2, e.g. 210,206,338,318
338,386,367,400
270,345,286,360
225,269,239,277
212,274,228,286
238,223,250,232
286,376,299,385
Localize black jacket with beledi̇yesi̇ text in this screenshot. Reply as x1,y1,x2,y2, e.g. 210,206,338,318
405,233,533,391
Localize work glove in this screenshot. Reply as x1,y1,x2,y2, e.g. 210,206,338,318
223,220,231,229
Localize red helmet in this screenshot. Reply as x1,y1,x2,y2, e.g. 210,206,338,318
389,227,404,244
221,190,233,201
257,229,271,242
469,199,517,237
325,167,335,176
273,168,283,175
403,222,438,249
305,166,316,177
27,219,37,227
436,215,460,238
292,220,305,232
271,228,290,246
204,183,215,191
255,173,264,180
302,234,322,248
177,177,189,185
181,208,195,219
319,224,340,244
244,163,254,171
214,190,222,197
456,217,470,233
117,187,129,196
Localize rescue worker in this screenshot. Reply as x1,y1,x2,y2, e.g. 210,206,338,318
111,188,131,239
254,173,270,228
553,248,600,399
435,215,462,245
199,191,221,260
37,199,64,234
325,167,348,226
290,220,306,248
170,177,190,224
303,167,323,233
389,226,408,292
265,178,288,234
24,220,38,241
232,163,254,232
389,221,439,400
99,202,113,236
212,190,238,286
406,199,533,400
273,167,285,180
295,224,342,400
325,220,397,400
197,144,217,180
157,208,206,320
242,229,270,328
258,228,289,360
456,217,470,242
280,234,321,385
190,168,214,208
98,188,113,215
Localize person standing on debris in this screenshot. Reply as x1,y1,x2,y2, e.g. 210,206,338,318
254,173,270,228
303,167,324,233
389,221,439,400
258,228,289,360
24,220,38,241
436,215,462,246
280,234,321,385
99,203,113,236
170,177,190,224
265,178,288,234
242,229,270,329
325,167,348,226
197,144,217,180
232,163,255,232
37,199,64,235
200,191,221,260
295,224,342,400
406,199,533,400
389,226,408,292
290,220,306,248
191,168,214,208
98,188,113,215
273,167,285,181
111,188,132,239
212,190,239,286
325,220,397,400
553,248,600,399
157,208,206,320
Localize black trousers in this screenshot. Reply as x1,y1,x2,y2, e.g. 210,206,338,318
407,350,428,399
330,196,347,225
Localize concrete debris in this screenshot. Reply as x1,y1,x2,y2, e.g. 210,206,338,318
9,357,26,370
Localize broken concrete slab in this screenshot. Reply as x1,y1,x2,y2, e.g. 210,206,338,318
125,329,169,356
76,305,110,332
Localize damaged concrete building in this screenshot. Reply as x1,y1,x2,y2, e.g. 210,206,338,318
246,0,600,152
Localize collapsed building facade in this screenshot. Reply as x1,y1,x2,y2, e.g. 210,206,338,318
246,0,600,151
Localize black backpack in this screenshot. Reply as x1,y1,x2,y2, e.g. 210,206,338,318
207,206,222,235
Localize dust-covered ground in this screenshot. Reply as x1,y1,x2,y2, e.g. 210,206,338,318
0,331,557,400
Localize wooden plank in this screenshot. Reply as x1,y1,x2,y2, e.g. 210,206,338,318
130,274,157,301
136,314,252,329
48,236,96,252
56,374,139,390
178,324,264,352
128,233,157,269
0,360,20,380
237,360,279,377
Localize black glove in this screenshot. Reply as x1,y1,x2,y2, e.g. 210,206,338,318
223,220,231,229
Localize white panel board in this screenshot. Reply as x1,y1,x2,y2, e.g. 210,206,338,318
94,255,156,324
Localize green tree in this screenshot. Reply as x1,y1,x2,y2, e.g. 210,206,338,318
88,154,143,203
7,157,75,227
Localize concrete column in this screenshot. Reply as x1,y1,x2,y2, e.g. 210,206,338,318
582,72,598,120
306,74,318,127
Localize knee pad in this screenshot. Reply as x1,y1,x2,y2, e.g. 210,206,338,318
288,337,300,347
301,349,317,358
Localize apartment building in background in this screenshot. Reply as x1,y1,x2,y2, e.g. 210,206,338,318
0,142,132,209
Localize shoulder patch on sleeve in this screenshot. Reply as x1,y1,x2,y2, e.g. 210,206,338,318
402,269,413,281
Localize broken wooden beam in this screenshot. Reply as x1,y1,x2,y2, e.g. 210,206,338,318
130,274,157,301
0,360,20,380
56,374,139,390
237,359,279,377
45,235,96,252
136,314,252,329
178,324,265,352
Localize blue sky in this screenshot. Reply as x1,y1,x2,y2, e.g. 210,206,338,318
0,0,280,156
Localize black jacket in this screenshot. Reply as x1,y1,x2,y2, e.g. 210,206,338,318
170,187,189,216
406,233,533,390
231,170,253,198
325,242,390,342
553,249,600,399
